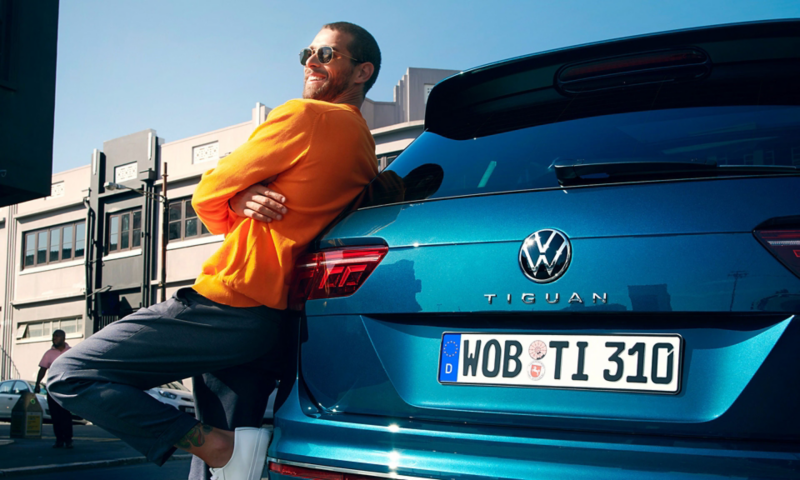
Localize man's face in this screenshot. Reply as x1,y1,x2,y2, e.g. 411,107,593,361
303,28,358,103
52,334,65,348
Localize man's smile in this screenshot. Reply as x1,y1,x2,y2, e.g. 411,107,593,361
305,71,327,84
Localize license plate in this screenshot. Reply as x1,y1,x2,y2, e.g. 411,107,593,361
183,407,195,414
438,333,682,394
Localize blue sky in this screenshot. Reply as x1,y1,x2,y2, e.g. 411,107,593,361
52,0,800,173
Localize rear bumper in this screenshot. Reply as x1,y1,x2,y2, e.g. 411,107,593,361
267,383,800,480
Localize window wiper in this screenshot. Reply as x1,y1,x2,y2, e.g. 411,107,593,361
553,159,799,186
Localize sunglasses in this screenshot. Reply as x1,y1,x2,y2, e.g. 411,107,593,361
300,46,361,66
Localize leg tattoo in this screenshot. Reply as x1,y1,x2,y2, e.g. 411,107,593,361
176,423,214,450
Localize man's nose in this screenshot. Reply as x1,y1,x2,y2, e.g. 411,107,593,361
305,51,322,68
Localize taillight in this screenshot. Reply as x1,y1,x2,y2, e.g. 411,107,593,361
755,229,800,278
269,462,382,479
559,50,707,82
556,48,710,93
288,246,388,310
269,462,343,479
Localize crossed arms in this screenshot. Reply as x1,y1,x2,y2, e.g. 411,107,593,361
228,177,287,223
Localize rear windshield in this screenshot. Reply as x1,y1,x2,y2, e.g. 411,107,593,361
361,105,800,207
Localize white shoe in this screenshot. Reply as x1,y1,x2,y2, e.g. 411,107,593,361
209,427,271,480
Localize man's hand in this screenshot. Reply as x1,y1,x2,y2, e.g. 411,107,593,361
35,366,46,394
229,177,288,223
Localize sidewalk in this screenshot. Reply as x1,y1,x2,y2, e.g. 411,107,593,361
0,422,190,477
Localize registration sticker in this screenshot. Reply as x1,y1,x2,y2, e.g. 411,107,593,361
527,361,545,381
529,340,547,360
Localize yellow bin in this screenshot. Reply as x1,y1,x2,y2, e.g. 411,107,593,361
10,392,43,439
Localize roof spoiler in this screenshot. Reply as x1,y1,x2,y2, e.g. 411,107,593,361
425,20,800,140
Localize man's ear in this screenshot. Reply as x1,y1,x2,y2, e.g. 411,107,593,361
353,62,375,86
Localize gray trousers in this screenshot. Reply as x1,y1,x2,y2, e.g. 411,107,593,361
47,288,290,479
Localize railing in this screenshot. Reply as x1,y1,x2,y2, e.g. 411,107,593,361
0,344,21,381
95,315,120,332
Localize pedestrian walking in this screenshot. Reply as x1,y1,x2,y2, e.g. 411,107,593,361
34,330,73,449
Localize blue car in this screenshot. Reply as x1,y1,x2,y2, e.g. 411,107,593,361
268,20,800,479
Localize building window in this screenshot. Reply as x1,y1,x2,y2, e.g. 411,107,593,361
17,318,83,341
168,198,211,242
107,209,141,254
378,152,401,171
22,220,85,269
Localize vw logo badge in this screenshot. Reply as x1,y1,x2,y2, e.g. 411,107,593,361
519,229,571,283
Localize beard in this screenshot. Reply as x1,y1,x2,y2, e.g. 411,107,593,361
303,68,352,103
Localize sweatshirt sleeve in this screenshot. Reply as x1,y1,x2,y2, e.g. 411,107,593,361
192,101,317,235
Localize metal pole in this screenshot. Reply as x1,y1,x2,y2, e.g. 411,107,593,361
141,182,151,308
160,162,168,303
83,194,95,333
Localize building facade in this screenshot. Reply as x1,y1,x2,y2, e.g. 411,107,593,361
0,67,457,382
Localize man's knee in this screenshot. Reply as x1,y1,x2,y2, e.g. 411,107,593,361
46,354,80,401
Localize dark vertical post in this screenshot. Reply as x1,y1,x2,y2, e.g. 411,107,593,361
160,162,168,303
90,150,106,334
83,191,94,332
141,182,151,308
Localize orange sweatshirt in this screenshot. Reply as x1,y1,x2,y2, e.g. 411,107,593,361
191,99,378,309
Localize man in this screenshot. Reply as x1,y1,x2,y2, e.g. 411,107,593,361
34,330,73,449
48,22,381,480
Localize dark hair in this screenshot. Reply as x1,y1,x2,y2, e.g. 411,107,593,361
323,22,381,95
53,330,66,337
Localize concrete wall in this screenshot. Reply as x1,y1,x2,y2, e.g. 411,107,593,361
166,240,223,284
91,130,159,313
13,236,85,305
15,165,89,219
9,166,90,380
102,129,158,187
160,121,253,184
374,121,424,156
13,297,85,380
0,206,9,318
362,99,398,130
14,166,88,306
404,68,458,123
0,205,10,379
366,68,458,130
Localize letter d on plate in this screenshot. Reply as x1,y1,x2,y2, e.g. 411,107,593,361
439,334,461,382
